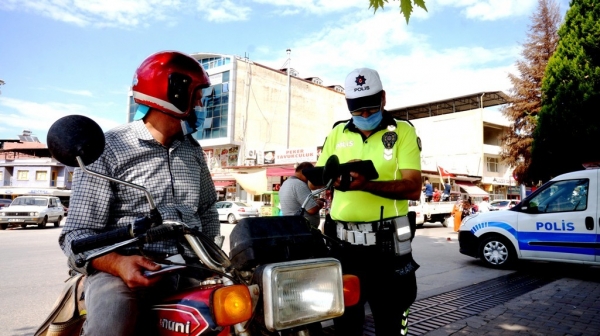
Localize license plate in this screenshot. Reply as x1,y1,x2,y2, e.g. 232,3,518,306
9,219,24,222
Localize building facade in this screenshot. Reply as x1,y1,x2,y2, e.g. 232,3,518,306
0,132,73,202
389,92,520,201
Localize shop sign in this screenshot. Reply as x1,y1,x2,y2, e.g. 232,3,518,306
261,148,318,165
508,186,520,195
482,176,513,185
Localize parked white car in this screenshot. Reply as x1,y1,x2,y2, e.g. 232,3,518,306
0,196,65,230
216,201,259,224
489,199,519,211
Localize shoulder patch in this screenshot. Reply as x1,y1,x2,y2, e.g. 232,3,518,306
332,119,351,129
394,118,415,127
417,137,422,151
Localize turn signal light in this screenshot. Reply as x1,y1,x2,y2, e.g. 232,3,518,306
343,274,360,307
213,285,253,326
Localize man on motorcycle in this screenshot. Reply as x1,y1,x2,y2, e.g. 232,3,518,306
58,50,220,335
316,68,422,336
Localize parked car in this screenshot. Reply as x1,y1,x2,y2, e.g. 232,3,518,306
0,199,12,209
489,199,518,211
215,201,259,224
0,196,65,230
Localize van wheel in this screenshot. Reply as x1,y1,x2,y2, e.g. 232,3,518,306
441,215,451,227
38,217,48,229
54,216,63,227
479,234,516,269
0,224,7,230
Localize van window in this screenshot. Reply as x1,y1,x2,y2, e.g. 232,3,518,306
528,179,588,213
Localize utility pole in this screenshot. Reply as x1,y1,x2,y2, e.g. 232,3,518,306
285,49,291,149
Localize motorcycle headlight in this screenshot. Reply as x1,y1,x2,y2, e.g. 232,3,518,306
261,258,344,331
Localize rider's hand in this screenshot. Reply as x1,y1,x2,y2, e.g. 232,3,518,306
91,253,163,289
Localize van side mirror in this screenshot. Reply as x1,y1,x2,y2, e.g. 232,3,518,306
521,200,538,213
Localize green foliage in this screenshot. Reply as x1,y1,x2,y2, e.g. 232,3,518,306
500,0,561,186
369,0,428,23
530,0,600,182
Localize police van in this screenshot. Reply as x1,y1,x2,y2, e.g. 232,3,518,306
458,167,599,268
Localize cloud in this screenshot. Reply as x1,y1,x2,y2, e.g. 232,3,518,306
0,0,183,27
433,0,537,20
254,10,518,120
0,97,120,140
196,0,251,22
53,88,94,97
253,0,364,15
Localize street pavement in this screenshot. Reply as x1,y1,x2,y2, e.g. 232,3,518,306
415,232,600,336
425,274,600,336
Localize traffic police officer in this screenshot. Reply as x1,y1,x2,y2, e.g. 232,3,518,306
316,68,422,336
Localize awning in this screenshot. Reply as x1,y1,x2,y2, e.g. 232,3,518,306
233,170,268,195
455,181,489,197
213,180,235,191
0,188,72,197
266,166,296,177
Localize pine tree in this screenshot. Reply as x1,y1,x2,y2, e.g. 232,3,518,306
530,0,600,182
500,0,561,185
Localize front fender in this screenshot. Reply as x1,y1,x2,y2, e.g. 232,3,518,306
460,213,520,258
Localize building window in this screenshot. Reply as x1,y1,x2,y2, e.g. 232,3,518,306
36,171,47,181
199,57,231,70
487,157,499,173
196,77,229,141
17,170,28,180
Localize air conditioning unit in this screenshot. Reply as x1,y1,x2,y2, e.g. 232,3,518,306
247,150,256,158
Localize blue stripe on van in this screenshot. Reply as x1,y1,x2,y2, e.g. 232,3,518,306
472,221,599,256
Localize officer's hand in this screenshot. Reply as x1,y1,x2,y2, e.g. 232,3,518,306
347,171,368,190
91,253,163,289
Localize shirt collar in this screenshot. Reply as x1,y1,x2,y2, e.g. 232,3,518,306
131,119,186,147
343,110,396,134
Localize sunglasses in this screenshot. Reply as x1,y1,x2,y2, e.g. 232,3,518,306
350,107,381,117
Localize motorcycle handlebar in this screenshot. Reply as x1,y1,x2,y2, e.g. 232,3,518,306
71,225,133,254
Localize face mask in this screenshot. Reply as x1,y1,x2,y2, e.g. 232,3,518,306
181,106,207,135
352,110,382,131
133,104,150,120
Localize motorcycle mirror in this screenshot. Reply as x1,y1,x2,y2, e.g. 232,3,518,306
47,115,106,167
322,155,340,184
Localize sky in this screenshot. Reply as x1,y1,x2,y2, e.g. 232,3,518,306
0,0,572,142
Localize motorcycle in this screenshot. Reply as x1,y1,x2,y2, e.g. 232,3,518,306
35,115,359,336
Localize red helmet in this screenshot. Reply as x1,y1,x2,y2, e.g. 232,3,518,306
132,51,210,119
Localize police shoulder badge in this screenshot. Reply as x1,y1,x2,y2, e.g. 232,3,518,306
382,126,398,161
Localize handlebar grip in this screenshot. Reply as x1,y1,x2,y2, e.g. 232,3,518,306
71,226,133,254
144,224,180,244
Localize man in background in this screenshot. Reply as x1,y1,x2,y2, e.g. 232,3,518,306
279,162,324,227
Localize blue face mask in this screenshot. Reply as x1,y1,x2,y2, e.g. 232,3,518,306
352,110,383,131
133,104,150,120
181,106,207,135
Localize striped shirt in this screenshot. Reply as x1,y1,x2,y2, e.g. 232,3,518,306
59,120,219,274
